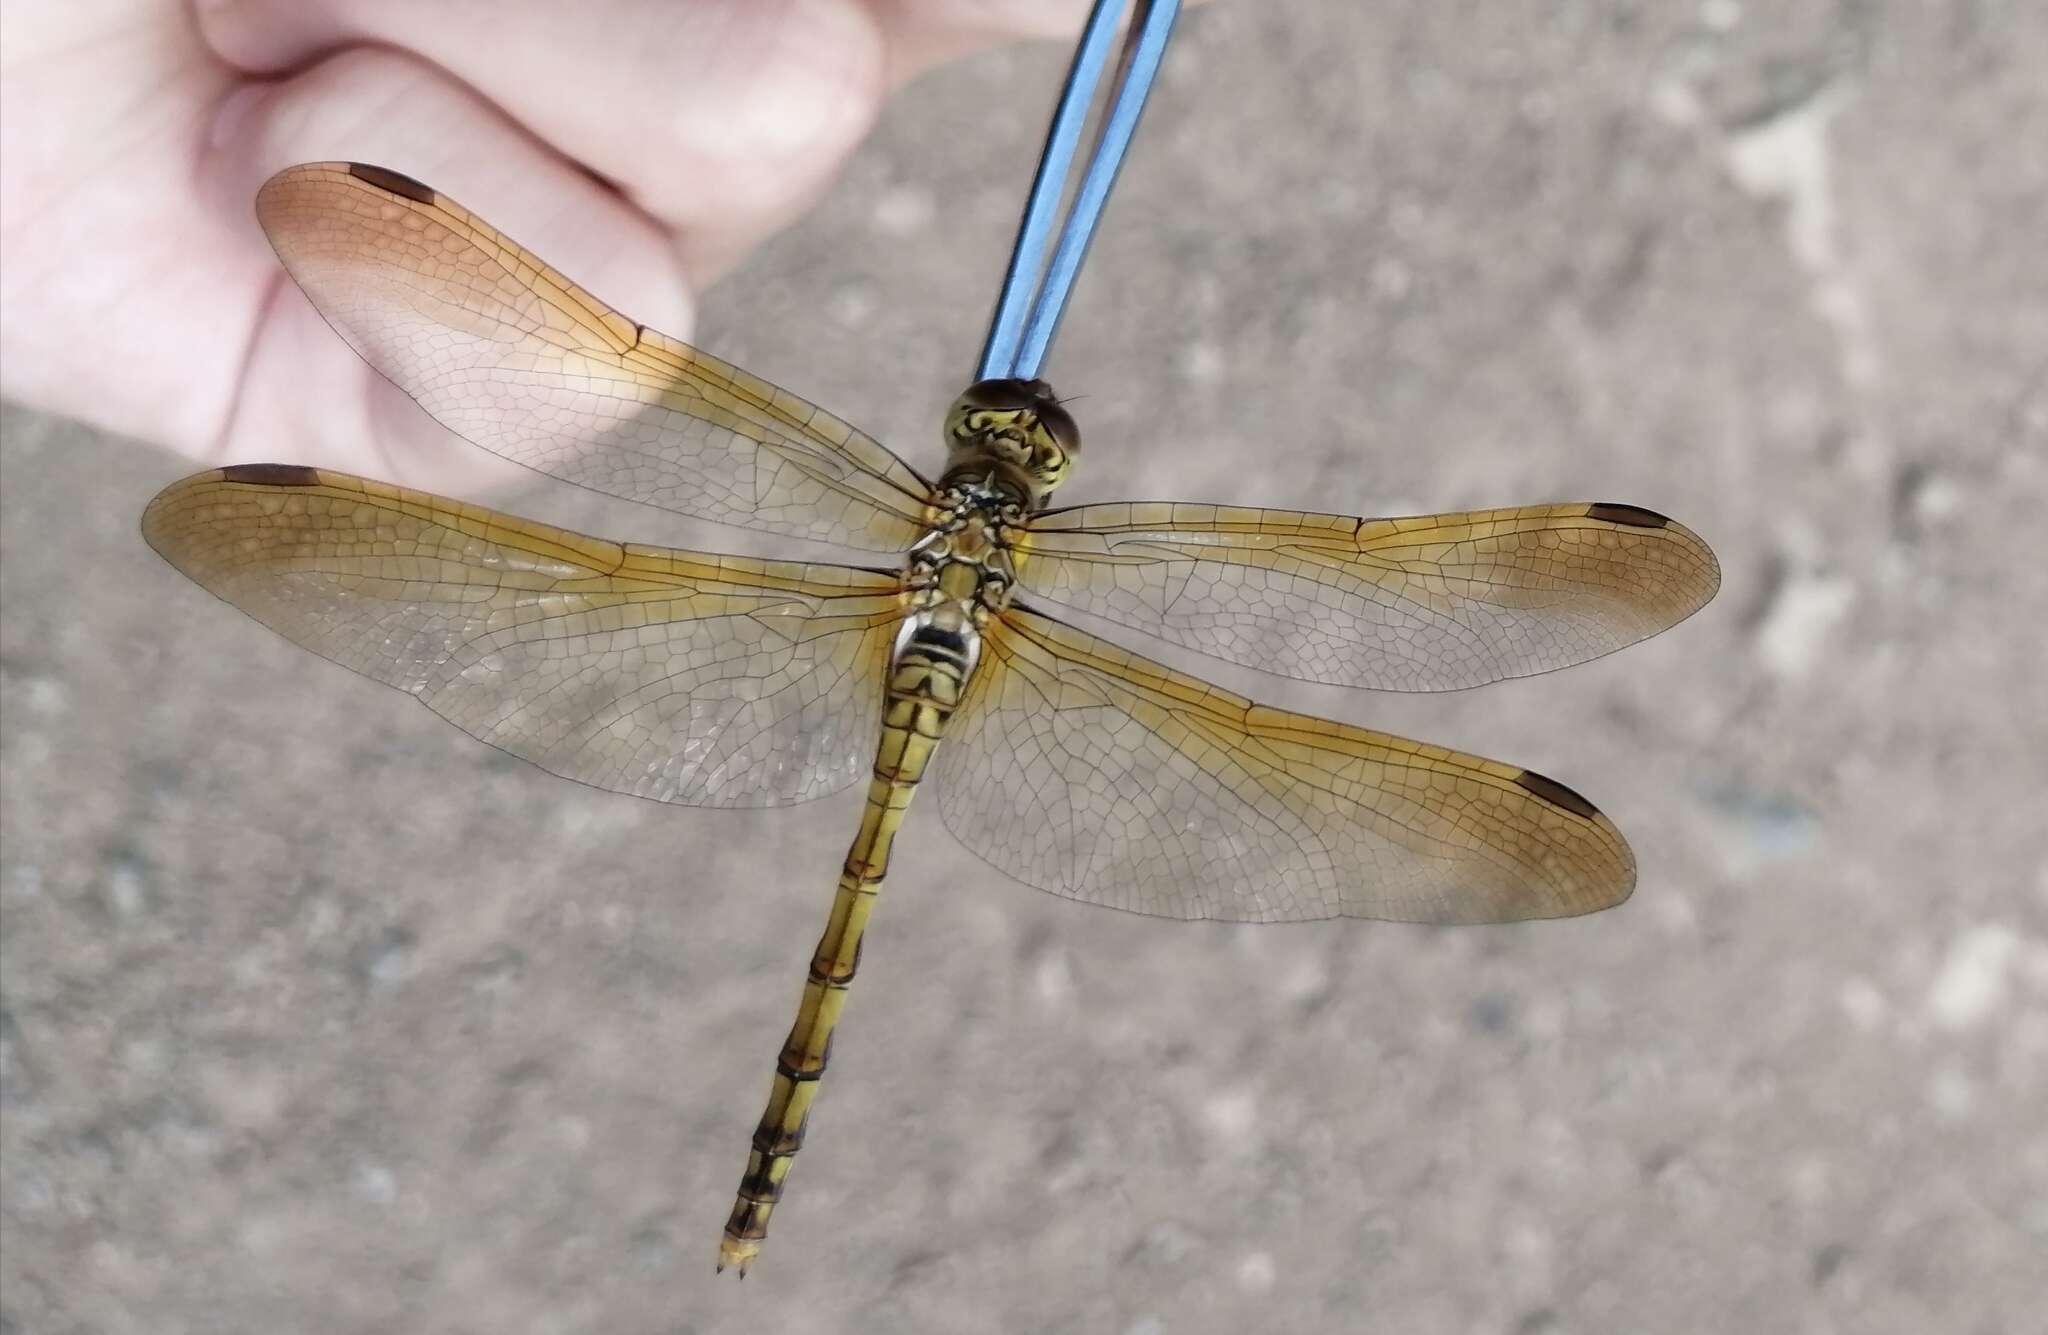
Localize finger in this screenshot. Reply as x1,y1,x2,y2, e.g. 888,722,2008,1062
196,0,888,281
200,45,694,496
865,0,1101,81
1,3,254,453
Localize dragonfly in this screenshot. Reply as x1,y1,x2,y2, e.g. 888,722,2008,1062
143,160,1718,1274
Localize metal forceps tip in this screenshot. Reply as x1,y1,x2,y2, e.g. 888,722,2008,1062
976,0,1181,384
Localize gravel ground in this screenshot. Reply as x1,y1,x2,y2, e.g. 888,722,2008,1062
4,4,2045,1333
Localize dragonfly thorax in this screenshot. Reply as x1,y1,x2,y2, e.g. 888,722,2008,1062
941,378,1080,507
908,503,1018,617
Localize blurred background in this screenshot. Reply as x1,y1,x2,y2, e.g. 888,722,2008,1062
4,3,2044,1332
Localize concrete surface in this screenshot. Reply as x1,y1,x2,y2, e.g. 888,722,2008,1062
5,4,2046,1332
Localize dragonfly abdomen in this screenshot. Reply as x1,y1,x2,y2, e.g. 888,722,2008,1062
718,603,979,1275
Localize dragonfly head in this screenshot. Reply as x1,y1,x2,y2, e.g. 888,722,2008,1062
944,379,1080,506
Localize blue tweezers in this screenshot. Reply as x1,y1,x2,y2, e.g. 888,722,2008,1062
975,0,1182,383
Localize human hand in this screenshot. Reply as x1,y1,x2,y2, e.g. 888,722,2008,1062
0,0,1108,492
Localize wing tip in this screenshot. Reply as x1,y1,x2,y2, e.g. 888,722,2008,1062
1587,500,1723,618
142,465,330,563
1510,767,1640,916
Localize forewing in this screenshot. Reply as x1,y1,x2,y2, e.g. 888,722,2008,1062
144,466,904,807
933,603,1634,923
256,162,935,551
1016,501,1719,690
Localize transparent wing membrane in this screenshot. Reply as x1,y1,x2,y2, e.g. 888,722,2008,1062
1017,501,1719,690
144,466,904,807
934,603,1635,923
257,163,936,550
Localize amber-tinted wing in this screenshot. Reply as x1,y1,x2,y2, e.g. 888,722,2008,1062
933,603,1633,923
144,466,905,807
256,162,935,551
1015,501,1718,691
